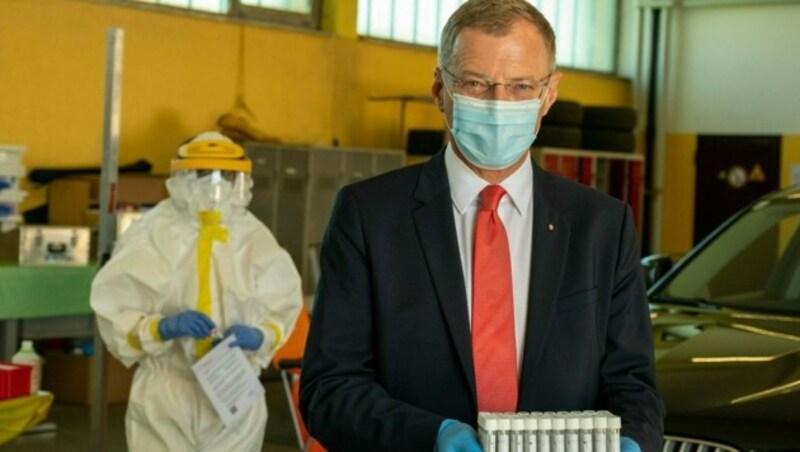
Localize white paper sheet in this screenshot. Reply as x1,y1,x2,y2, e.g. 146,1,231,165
192,334,264,427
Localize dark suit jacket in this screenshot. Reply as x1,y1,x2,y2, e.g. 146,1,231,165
300,151,664,451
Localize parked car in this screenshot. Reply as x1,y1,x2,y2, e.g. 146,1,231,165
644,185,800,452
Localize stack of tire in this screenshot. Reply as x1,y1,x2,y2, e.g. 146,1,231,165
580,106,638,153
537,100,583,148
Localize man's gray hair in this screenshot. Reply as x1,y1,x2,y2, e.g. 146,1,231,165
438,0,556,70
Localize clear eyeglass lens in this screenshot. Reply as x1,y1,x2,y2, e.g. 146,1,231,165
456,77,544,101
444,68,549,100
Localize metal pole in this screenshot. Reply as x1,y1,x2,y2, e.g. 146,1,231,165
91,27,124,452
650,8,672,254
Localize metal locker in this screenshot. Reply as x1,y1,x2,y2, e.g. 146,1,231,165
244,143,405,295
342,150,373,185
305,149,341,293
275,148,310,276
246,144,278,230
374,151,405,175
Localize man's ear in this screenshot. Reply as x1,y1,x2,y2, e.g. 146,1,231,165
431,67,445,112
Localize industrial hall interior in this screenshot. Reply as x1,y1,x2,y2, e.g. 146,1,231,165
1,0,799,451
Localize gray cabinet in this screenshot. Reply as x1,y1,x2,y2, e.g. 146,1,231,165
245,143,405,294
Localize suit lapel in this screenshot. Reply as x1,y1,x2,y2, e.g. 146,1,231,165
519,164,570,403
411,153,476,401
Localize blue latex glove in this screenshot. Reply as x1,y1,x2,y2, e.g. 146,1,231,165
223,325,264,351
621,436,642,452
436,419,482,452
158,311,215,341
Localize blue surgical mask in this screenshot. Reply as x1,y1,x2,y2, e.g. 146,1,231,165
448,93,541,170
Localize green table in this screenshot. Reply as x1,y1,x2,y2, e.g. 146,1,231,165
0,263,97,359
0,264,96,319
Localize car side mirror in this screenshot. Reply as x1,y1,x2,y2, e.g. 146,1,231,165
640,254,673,288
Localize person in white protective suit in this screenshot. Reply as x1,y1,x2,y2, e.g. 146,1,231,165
90,131,302,452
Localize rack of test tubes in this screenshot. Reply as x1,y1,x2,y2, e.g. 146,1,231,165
0,144,27,232
478,410,621,452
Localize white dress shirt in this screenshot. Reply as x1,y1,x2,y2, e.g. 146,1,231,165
444,144,534,371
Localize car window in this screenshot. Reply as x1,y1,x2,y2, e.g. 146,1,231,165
658,199,800,314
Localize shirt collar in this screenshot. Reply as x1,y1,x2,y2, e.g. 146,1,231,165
444,143,533,216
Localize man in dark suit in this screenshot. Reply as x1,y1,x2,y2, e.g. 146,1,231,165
300,0,664,450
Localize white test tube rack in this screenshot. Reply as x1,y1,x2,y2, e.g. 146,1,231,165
478,410,623,452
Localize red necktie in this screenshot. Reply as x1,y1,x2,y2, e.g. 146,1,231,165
472,185,518,412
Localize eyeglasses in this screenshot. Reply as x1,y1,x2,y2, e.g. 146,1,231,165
441,66,551,101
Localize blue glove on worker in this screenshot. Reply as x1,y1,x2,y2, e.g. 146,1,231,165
436,419,482,452
621,436,641,452
158,311,215,341
223,325,264,351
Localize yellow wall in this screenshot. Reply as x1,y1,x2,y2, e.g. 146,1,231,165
1,0,633,211
661,133,800,256
781,136,800,187
558,71,632,107
661,134,697,255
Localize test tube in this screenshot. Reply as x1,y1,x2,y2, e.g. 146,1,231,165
579,415,593,452
606,415,621,452
524,414,539,452
498,414,512,452
511,414,526,452
593,414,608,452
565,416,580,452
551,416,566,452
537,416,552,452
479,412,498,452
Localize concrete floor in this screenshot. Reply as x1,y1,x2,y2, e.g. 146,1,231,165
3,377,300,451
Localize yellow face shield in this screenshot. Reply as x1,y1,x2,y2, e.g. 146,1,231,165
166,132,254,219
171,138,252,174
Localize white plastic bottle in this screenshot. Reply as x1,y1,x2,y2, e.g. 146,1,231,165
11,340,42,395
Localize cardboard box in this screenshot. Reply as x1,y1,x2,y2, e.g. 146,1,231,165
42,351,135,405
0,229,20,261
0,361,32,400
48,174,168,227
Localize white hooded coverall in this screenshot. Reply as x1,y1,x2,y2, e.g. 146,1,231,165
91,197,302,451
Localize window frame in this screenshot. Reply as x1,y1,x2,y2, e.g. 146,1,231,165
232,1,321,29
119,0,322,30
355,0,622,74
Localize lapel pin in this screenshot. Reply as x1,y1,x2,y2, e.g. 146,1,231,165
548,223,555,231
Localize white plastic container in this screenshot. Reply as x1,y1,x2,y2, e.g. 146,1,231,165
0,164,24,194
0,172,21,192
0,144,25,166
0,188,27,220
0,144,26,200
11,340,43,395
